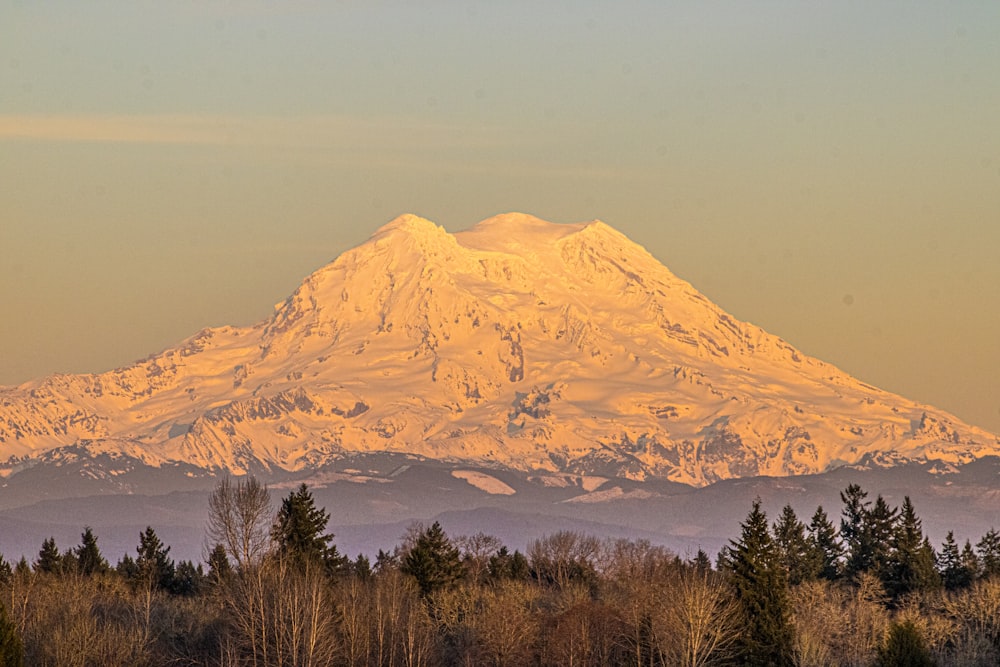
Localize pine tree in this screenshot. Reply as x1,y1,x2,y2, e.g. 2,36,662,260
841,484,873,578
806,505,842,581
352,554,372,581
271,483,346,572
488,546,531,581
0,557,11,587
961,539,980,583
135,526,175,591
691,548,714,573
976,528,1000,578
773,504,812,585
401,521,463,596
116,554,138,580
172,560,204,596
207,543,231,583
940,531,972,591
726,499,795,666
374,548,399,573
75,526,109,576
885,496,939,599
868,495,899,582
34,537,61,574
0,600,23,667
876,620,935,667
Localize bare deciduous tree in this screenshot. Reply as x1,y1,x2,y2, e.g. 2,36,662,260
455,532,503,584
651,567,741,667
206,475,272,570
528,531,600,590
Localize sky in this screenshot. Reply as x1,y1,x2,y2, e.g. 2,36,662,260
1,1,999,434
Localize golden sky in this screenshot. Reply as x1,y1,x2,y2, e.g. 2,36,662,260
2,1,998,433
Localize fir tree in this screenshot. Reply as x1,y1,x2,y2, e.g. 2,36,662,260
488,546,531,581
976,528,1000,578
940,531,972,591
75,526,108,576
841,484,873,578
0,600,22,667
135,526,175,591
868,495,899,582
271,483,346,572
806,505,842,581
726,499,795,666
172,560,204,596
34,537,61,574
876,620,935,667
116,554,138,580
401,521,463,596
773,504,811,585
885,496,939,599
206,543,231,584
0,557,11,588
961,539,980,583
691,548,714,573
352,554,372,581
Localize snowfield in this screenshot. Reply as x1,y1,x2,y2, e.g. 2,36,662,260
0,213,996,488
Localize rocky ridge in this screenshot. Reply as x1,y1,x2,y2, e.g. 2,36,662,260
2,213,996,487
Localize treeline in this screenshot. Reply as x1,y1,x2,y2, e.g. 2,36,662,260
1,480,999,666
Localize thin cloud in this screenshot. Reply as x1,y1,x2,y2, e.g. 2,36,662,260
0,114,508,150
0,113,649,180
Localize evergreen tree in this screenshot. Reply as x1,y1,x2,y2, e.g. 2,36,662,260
172,560,204,596
961,539,980,582
488,546,531,581
74,526,108,576
206,543,231,584
806,505,842,581
401,521,463,596
352,554,372,581
0,557,11,587
374,548,399,573
271,483,346,572
116,554,138,580
976,528,1000,578
876,620,935,667
940,531,972,591
691,548,714,573
0,600,23,667
868,495,899,582
726,499,795,666
60,548,77,573
773,504,811,585
34,537,61,574
885,496,939,598
135,526,175,591
841,484,874,578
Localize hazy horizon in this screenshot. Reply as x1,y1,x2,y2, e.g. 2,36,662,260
2,1,998,434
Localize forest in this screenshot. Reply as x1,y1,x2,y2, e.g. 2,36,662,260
1,478,998,667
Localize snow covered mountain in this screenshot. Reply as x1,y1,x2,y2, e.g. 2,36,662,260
2,213,997,488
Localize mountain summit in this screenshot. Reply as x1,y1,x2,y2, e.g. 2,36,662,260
2,213,996,486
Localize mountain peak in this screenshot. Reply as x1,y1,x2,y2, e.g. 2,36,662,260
371,213,446,240
1,212,996,488
456,212,587,254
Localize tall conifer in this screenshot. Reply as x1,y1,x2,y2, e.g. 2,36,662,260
807,505,842,581
727,499,794,666
271,483,346,572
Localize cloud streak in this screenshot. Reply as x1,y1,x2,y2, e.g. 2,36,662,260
0,113,643,180
0,114,508,150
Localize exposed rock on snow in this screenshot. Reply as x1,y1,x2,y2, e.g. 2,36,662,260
1,213,997,486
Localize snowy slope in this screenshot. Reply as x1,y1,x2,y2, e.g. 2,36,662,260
1,213,996,486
